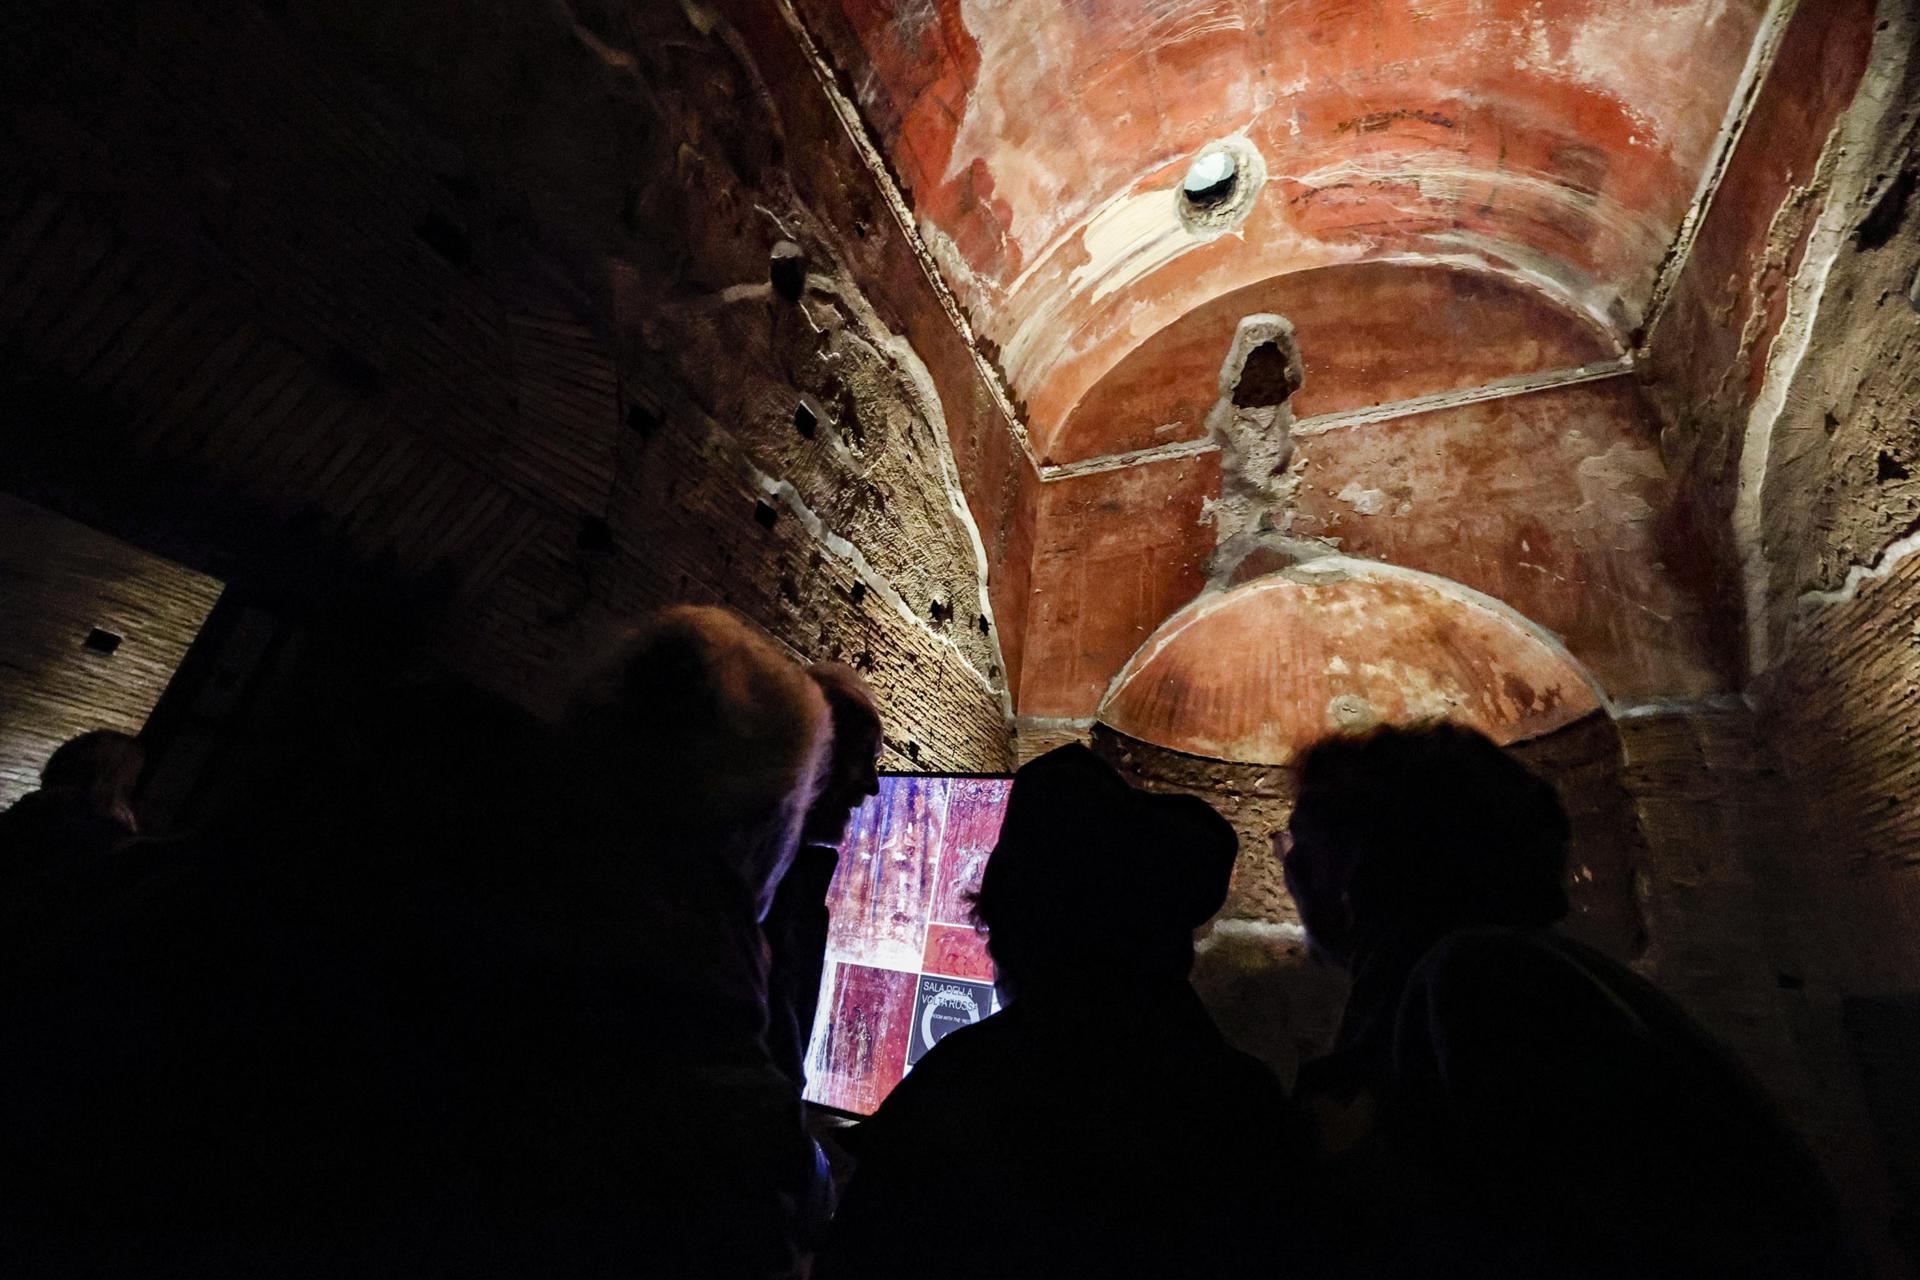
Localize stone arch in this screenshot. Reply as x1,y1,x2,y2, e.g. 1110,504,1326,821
1097,557,1607,765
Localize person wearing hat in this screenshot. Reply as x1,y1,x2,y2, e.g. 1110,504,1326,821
815,743,1297,1279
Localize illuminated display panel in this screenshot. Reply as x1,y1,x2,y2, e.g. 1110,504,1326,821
804,774,1012,1114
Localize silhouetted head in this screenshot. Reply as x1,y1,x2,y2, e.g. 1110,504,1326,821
972,744,1237,999
1280,722,1570,971
568,605,829,919
41,730,145,834
800,662,883,847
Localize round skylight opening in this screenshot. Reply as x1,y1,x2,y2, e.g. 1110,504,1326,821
1175,138,1264,239
1182,151,1239,209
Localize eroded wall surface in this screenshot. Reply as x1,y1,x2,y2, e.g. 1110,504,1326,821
1646,6,1920,1256
1643,0,1880,665
793,0,1773,429
0,0,1014,769
1747,0,1920,997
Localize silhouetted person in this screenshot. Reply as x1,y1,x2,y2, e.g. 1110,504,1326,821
0,729,144,874
816,744,1295,1280
0,605,830,1279
0,730,152,939
763,661,883,1092
1282,723,1860,1279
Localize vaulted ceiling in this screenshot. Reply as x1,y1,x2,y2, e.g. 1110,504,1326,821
790,0,1815,750
795,0,1768,434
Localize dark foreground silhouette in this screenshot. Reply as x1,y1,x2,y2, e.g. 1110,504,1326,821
1283,722,1863,1280
0,607,828,1279
817,744,1312,1280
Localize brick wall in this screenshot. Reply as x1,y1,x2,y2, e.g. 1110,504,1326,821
0,494,222,807
0,0,1013,771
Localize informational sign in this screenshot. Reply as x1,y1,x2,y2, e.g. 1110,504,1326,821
907,975,997,1067
805,775,1011,1114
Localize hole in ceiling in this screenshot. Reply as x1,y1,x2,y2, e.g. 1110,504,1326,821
1232,341,1301,408
84,627,122,656
1182,151,1238,210
1175,138,1265,240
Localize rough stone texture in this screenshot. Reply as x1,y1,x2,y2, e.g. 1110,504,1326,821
1712,35,1920,1263
1202,315,1303,568
1751,62,1920,667
1616,705,1901,1273
0,0,1013,770
1642,0,1880,669
0,495,223,806
1008,717,1092,766
1764,544,1920,996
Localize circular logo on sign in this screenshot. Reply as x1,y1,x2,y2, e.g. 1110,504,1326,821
919,986,982,1049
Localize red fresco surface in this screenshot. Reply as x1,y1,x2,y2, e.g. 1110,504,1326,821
1100,566,1603,763
1019,377,1731,720
810,962,919,1115
795,0,1769,435
1051,261,1616,465
921,923,995,983
807,775,1013,1112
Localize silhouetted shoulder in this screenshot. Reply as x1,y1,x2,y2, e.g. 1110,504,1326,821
1390,926,1859,1279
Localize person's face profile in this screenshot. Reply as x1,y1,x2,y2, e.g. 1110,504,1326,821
1278,799,1357,969
803,717,883,845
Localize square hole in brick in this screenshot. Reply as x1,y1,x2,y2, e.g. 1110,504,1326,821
577,517,615,553
84,627,122,655
793,402,817,438
754,500,779,530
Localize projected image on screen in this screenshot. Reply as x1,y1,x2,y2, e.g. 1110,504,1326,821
805,774,1011,1114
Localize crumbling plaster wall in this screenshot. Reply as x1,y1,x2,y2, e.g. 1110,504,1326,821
0,0,1016,770
1740,0,1920,998
1635,7,1920,1254
1018,347,1731,723
789,0,1778,434
1641,0,1880,665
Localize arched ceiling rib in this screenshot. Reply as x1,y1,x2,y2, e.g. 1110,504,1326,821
1051,258,1616,465
793,0,1771,438
1099,559,1604,764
